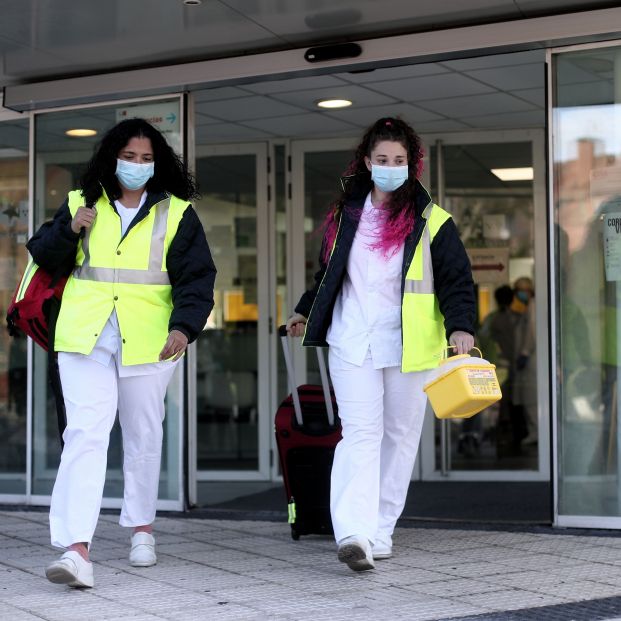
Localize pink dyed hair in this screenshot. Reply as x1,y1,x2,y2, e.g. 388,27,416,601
320,117,424,262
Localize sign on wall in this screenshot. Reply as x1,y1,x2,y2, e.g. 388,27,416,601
466,247,509,284
116,101,181,153
603,209,621,282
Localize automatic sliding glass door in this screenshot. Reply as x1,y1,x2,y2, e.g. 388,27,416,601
551,41,621,527
192,143,270,482
419,130,549,481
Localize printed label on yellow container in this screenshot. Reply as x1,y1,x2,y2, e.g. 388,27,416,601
467,369,500,395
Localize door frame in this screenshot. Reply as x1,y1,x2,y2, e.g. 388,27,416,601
189,141,271,485
548,38,621,529
418,128,549,482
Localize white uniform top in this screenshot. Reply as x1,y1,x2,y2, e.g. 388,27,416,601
76,192,176,376
327,192,404,369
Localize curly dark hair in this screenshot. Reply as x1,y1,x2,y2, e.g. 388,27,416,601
322,117,424,260
80,118,197,205
343,116,424,205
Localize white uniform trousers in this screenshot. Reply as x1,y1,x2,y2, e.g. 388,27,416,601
49,353,176,548
329,350,429,547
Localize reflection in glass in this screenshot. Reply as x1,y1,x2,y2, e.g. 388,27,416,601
303,150,352,383
0,119,29,493
554,47,621,516
194,153,259,470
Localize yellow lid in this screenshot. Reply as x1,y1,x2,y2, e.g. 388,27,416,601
439,353,471,366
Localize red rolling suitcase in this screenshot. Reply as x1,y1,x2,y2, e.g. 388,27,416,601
275,325,341,540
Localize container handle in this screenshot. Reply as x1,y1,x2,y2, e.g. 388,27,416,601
445,345,483,358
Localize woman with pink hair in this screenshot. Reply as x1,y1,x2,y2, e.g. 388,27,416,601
287,117,475,571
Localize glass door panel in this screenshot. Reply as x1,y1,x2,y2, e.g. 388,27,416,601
553,44,621,522
421,131,548,480
0,117,29,495
193,143,268,475
291,134,547,483
291,139,355,384
31,98,184,508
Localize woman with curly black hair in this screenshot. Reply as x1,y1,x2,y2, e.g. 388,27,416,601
28,118,216,588
287,117,475,571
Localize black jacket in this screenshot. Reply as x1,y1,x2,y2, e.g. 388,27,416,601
295,178,475,347
27,190,217,344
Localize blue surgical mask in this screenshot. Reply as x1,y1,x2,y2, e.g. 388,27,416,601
115,159,154,190
516,290,530,304
371,164,408,192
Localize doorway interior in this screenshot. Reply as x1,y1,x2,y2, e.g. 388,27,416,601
189,48,551,521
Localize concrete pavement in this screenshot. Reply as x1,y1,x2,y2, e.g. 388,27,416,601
1,510,621,620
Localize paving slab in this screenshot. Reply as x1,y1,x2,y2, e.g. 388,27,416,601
0,511,621,620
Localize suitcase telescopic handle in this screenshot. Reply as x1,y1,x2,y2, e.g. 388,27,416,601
278,325,335,427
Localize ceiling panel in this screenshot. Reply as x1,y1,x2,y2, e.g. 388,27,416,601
556,80,613,106
195,124,275,143
271,84,397,110
322,103,444,127
0,122,29,150
335,63,451,84
243,113,359,137
416,119,475,133
193,87,257,103
419,92,537,118
509,88,546,107
196,96,307,121
463,110,545,128
186,49,550,143
463,64,545,91
243,75,349,94
371,73,496,102
555,57,610,84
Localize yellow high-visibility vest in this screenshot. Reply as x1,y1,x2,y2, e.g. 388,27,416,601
401,203,451,372
54,190,189,365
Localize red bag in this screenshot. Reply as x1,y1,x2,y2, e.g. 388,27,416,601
6,259,68,351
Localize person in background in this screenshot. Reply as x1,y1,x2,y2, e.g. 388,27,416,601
286,117,475,572
462,284,517,456
512,276,537,445
27,118,216,588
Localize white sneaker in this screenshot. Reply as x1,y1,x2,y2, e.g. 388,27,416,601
45,551,94,588
372,541,393,560
337,535,375,571
130,532,157,567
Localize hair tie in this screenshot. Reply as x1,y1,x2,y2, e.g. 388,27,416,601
385,120,392,127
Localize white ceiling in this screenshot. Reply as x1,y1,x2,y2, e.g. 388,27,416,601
192,50,547,142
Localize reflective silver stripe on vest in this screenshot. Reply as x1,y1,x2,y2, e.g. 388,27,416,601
404,203,435,295
73,198,171,286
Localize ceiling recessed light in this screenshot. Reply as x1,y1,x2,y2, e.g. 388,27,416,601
65,129,97,137
183,0,202,5
491,167,534,181
316,98,352,109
